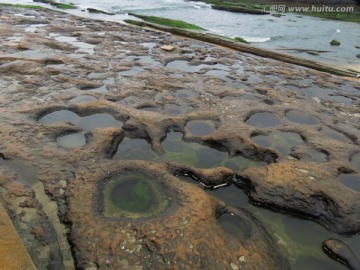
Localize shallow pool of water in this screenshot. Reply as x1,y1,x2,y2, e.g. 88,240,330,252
217,213,253,240
78,113,123,129
205,183,359,270
39,110,80,125
320,126,352,144
164,103,192,115
56,132,87,148
5,50,54,60
162,131,264,170
185,120,216,137
338,173,360,192
118,66,144,77
68,95,97,104
52,34,95,54
102,172,169,219
252,131,304,155
286,110,320,125
0,157,39,186
39,110,123,130
175,89,198,100
246,112,282,128
351,153,360,172
296,148,328,162
113,137,158,161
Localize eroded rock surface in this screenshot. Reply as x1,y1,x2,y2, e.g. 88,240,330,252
237,162,360,235
0,6,359,269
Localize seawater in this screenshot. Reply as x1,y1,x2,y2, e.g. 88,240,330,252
7,0,360,69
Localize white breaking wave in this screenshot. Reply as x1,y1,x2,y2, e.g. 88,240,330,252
189,1,212,8
243,37,271,43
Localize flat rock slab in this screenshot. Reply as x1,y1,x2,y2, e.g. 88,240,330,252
0,202,36,270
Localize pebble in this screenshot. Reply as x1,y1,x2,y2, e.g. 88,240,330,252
239,256,246,262
161,45,175,51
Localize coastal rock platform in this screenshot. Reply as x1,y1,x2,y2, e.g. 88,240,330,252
0,6,359,269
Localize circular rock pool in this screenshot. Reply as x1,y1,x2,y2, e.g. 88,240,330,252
101,172,170,219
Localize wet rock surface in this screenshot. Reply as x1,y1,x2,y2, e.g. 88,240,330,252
0,6,359,269
237,162,360,235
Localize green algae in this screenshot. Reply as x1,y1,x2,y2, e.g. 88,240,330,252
0,4,44,9
128,13,205,30
330,39,341,46
162,131,264,171
234,37,249,43
102,172,169,219
33,0,76,9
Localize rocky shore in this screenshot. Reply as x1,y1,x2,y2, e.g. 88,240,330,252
0,6,359,269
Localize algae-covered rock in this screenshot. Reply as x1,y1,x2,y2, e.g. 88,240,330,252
234,37,249,44
330,39,341,46
87,8,114,15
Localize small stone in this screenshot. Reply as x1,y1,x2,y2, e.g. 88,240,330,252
161,45,176,52
239,256,246,262
230,263,239,270
298,169,309,174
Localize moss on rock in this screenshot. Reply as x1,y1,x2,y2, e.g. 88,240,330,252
330,39,341,46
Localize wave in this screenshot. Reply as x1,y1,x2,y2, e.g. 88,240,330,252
189,1,212,8
243,37,271,43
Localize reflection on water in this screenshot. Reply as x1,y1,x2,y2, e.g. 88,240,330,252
185,120,215,136
113,137,158,161
162,131,265,170
252,131,304,155
246,112,282,128
286,110,319,125
39,110,123,130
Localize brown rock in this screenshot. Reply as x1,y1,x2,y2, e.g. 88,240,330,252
237,162,360,235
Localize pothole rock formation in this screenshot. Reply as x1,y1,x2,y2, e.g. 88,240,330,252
1,5,360,269
65,161,289,269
